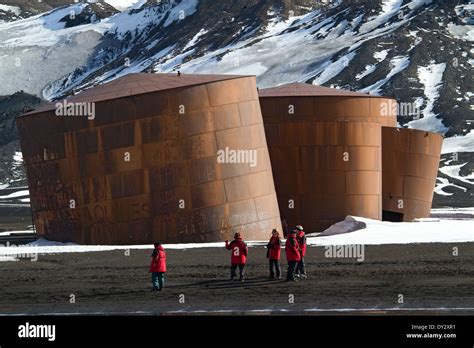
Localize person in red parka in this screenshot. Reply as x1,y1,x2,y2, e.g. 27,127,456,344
225,232,248,281
266,229,281,279
295,225,307,279
285,229,301,281
149,242,166,291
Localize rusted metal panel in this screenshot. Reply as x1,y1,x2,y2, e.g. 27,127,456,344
346,171,381,195
101,123,135,151
224,171,275,202
254,193,281,221
315,97,371,118
215,124,264,150
346,146,380,170
206,77,256,106
238,100,262,126
191,181,227,208
345,195,381,219
17,74,281,244
228,199,259,226
181,132,217,160
172,84,210,112
108,169,147,199
382,127,443,221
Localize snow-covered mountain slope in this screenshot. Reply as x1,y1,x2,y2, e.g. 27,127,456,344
0,0,471,136
0,0,472,205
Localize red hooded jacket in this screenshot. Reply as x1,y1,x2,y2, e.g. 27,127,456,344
225,238,248,264
285,233,301,262
149,245,166,273
266,236,281,260
297,230,307,257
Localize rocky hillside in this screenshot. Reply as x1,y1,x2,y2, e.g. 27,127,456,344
0,92,42,187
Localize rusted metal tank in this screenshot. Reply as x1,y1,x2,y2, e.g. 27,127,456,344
17,73,282,244
381,127,443,222
259,83,397,233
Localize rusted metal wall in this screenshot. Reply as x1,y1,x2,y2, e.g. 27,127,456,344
17,75,282,244
259,90,397,233
382,127,443,221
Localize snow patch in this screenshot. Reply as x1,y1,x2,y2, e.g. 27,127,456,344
312,51,356,85
356,64,376,80
407,62,447,133
0,190,29,199
434,177,467,196
439,163,474,185
163,0,198,27
431,207,474,215
104,0,145,12
373,49,389,62
359,56,410,95
183,28,208,50
441,131,474,154
447,23,474,41
307,216,474,246
358,0,403,33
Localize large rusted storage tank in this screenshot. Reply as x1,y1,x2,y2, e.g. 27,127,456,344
17,73,281,244
259,83,397,233
381,127,443,222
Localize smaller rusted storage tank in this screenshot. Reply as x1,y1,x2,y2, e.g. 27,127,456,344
381,127,443,222
259,83,397,233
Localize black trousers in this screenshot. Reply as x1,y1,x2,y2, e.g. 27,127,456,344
269,259,281,278
296,257,306,275
286,261,298,281
230,264,245,279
